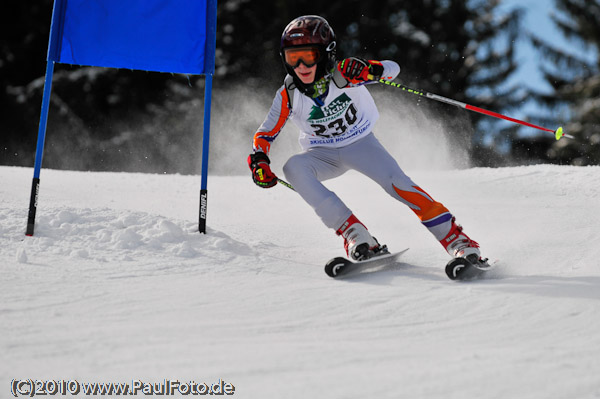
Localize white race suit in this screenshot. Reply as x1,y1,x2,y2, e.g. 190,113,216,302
252,61,454,242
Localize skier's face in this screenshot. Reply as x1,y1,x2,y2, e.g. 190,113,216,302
295,63,317,84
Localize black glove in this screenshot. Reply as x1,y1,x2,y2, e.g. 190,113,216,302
247,152,277,188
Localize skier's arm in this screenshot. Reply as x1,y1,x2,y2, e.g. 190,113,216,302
334,58,400,87
252,86,291,155
248,86,291,189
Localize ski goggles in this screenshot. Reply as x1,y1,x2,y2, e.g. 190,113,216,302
283,46,322,68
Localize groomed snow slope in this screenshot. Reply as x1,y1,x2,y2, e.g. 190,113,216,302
2,165,599,399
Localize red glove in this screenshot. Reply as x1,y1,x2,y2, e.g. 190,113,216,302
337,57,384,84
248,152,277,188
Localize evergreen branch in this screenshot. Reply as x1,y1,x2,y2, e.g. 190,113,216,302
529,34,594,75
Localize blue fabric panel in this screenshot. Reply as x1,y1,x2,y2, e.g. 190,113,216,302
53,0,207,74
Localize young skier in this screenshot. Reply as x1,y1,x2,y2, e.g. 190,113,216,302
248,15,484,267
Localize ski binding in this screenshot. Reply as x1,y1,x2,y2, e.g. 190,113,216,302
445,254,494,281
325,248,409,278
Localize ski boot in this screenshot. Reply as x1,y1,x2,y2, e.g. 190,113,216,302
441,217,490,280
337,214,388,261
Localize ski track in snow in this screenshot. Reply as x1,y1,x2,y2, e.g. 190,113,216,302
1,165,600,399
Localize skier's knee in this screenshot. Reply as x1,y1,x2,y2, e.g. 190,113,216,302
282,158,295,181
283,155,309,183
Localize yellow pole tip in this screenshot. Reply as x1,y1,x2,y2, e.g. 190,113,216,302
555,127,564,140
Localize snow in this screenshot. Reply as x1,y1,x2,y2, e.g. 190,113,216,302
2,164,600,398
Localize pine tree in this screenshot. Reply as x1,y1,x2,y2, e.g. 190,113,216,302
335,0,524,160
530,0,600,165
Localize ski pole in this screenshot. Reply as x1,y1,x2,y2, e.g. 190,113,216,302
372,77,572,140
278,178,295,191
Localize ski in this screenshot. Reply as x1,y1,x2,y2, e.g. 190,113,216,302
445,254,495,281
324,248,409,278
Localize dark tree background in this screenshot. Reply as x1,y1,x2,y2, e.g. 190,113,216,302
217,0,523,164
0,0,596,173
527,0,600,165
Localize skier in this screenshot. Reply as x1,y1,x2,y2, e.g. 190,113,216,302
248,15,484,267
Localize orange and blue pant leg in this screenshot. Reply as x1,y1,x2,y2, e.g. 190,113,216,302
282,133,455,241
